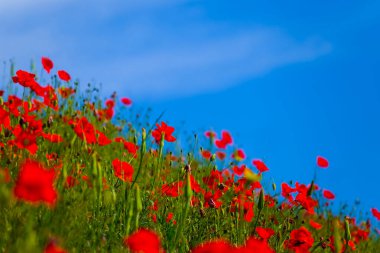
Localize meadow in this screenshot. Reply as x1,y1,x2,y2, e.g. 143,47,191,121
0,57,379,252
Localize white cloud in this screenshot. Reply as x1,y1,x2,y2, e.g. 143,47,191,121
0,1,331,100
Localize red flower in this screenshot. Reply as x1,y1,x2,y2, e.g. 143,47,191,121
58,87,75,99
309,219,322,230
256,227,275,240
202,150,212,160
41,57,54,74
124,228,164,253
9,125,40,154
44,241,67,253
121,97,132,106
215,130,233,149
216,151,226,160
42,133,64,143
252,159,269,173
371,208,380,220
161,181,183,197
13,159,57,206
205,130,216,139
57,70,71,82
284,226,314,253
152,121,176,144
96,130,112,146
244,237,275,253
70,117,97,144
192,239,233,253
232,149,245,161
233,165,246,176
323,189,335,200
316,156,328,168
112,158,134,182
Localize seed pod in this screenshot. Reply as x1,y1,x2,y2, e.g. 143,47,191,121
258,189,265,210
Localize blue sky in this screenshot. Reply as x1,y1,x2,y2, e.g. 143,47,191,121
1,1,379,216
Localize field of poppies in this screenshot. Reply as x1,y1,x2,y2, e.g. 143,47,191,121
0,57,379,252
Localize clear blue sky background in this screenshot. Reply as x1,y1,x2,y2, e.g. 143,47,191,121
1,1,379,216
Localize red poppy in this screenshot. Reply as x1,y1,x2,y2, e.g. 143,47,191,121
121,97,132,106
252,159,269,173
256,227,275,240
233,165,246,176
152,121,176,144
215,130,233,149
44,241,67,253
96,130,112,146
42,133,64,143
124,228,164,253
201,150,212,160
13,159,57,206
9,125,39,154
232,149,245,161
112,158,134,182
284,226,314,253
70,117,97,144
166,212,175,224
244,237,275,253
371,208,380,220
316,156,329,168
58,87,75,99
57,70,71,82
205,130,216,139
309,219,322,230
323,189,335,200
216,151,226,160
41,57,54,74
161,181,183,197
192,239,233,253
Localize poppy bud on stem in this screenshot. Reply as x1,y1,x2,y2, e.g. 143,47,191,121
252,189,265,235
131,128,146,188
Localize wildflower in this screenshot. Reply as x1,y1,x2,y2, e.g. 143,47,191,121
371,208,380,220
215,130,233,149
161,181,183,197
201,150,212,160
323,189,335,200
309,219,322,230
58,87,75,99
216,151,226,160
124,228,164,253
232,149,245,161
41,57,54,74
13,159,57,206
192,239,233,253
121,97,132,106
233,164,246,176
256,227,275,240
70,117,97,144
112,158,134,182
44,241,67,253
244,237,275,253
316,156,329,168
57,70,71,82
252,159,269,173
284,226,314,253
152,121,176,144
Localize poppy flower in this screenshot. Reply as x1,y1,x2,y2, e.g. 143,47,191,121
252,159,269,173
70,117,97,144
124,228,164,253
9,125,39,154
201,150,212,160
284,226,314,253
309,219,322,230
232,149,245,161
244,237,275,253
42,133,64,143
371,208,380,220
191,239,233,253
96,130,112,146
205,130,216,139
161,181,184,197
13,159,57,206
58,87,75,99
216,151,226,160
121,97,132,106
41,57,54,74
215,130,233,149
57,70,71,82
316,156,329,168
323,189,335,200
233,165,246,176
112,158,134,182
256,227,275,240
152,121,176,144
44,241,67,253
